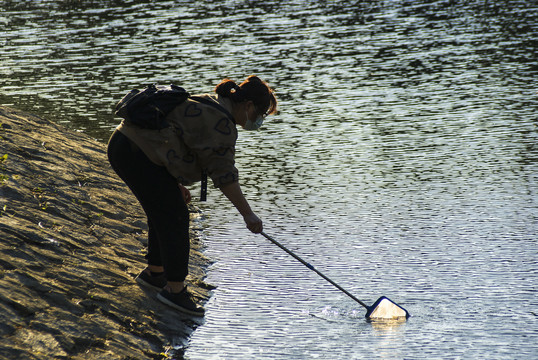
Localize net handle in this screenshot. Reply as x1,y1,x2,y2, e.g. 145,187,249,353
260,232,369,309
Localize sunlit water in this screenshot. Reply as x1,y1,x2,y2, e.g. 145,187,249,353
1,1,537,359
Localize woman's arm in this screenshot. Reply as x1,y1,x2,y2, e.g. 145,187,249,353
219,181,263,233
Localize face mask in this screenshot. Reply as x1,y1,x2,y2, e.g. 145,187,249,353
244,111,264,131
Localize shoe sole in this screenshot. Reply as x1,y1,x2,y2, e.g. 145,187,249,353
135,275,164,291
157,292,205,317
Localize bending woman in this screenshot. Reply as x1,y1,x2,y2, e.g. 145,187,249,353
107,75,277,316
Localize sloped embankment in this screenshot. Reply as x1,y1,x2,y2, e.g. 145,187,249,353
0,106,211,359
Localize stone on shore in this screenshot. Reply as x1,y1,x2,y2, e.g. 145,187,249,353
0,106,212,359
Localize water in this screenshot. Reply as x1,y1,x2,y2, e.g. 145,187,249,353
2,1,537,359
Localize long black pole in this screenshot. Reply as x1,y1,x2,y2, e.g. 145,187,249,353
260,232,369,309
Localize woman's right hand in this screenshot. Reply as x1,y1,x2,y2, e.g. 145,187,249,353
243,213,263,234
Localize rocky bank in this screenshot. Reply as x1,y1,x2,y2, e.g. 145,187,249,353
0,106,212,359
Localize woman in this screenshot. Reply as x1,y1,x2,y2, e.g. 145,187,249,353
107,75,277,316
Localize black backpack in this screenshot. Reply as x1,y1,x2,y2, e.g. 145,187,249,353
114,84,234,130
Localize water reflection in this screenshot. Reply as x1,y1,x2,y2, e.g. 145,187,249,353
1,0,537,359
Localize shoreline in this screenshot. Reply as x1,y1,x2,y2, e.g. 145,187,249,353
0,106,212,359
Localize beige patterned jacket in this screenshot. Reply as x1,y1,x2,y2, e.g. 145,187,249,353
117,94,238,188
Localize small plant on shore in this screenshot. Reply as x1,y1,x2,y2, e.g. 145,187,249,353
0,205,15,217
31,187,49,211
0,154,8,184
87,212,103,225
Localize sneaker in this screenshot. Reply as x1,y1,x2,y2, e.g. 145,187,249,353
157,286,205,316
135,269,167,291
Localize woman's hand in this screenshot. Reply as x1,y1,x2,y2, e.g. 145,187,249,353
178,183,191,204
243,213,263,233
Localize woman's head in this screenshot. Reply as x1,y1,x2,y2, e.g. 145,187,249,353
215,75,277,125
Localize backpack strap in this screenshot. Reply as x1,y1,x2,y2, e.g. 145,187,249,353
200,169,208,202
189,96,235,123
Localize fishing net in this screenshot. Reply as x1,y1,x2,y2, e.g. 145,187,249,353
260,232,410,322
365,296,409,321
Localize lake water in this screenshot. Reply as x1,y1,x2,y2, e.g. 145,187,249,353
1,1,537,359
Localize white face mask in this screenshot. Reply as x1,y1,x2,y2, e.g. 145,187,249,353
244,111,264,131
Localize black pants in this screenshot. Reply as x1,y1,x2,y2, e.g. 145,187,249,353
107,130,190,282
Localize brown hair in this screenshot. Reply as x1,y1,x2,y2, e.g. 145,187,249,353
215,75,277,116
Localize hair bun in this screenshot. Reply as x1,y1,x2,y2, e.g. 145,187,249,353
215,79,245,101
245,75,263,84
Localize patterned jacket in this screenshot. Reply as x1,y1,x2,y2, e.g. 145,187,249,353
117,94,238,188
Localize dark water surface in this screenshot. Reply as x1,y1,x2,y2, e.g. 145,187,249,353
1,1,537,359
